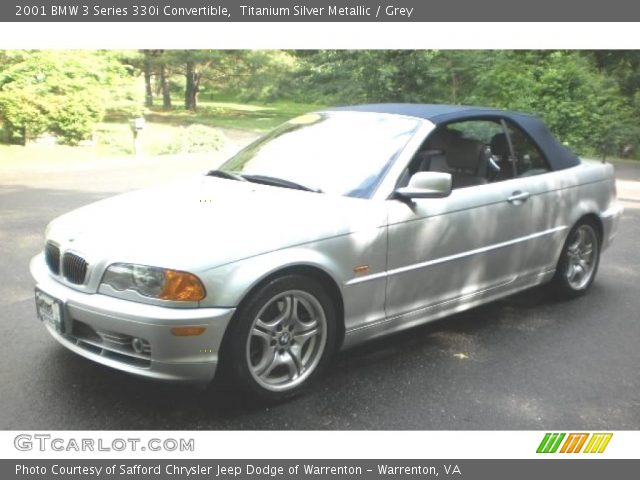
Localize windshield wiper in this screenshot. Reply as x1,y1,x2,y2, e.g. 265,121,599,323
205,169,247,182
241,174,322,193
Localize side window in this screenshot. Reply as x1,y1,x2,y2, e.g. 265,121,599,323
406,119,505,189
402,118,552,191
446,120,503,144
504,123,551,177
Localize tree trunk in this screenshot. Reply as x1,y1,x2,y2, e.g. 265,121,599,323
1,123,12,144
184,61,199,111
160,64,172,110
451,70,458,104
144,58,153,107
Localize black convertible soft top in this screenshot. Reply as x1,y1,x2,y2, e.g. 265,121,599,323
327,103,581,171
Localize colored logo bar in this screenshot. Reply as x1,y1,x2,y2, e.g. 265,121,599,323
537,433,612,453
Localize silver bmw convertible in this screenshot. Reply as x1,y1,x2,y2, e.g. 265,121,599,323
31,104,622,400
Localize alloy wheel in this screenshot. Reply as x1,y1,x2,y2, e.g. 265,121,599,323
245,290,328,392
564,224,598,290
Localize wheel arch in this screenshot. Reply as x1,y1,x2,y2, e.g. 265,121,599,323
252,265,344,345
220,261,346,352
578,212,604,243
554,212,604,269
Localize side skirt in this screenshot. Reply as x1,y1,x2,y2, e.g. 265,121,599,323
341,269,555,350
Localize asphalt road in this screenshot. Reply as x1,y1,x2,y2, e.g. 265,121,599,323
1,152,639,430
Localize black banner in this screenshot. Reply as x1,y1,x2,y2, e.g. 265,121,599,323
4,0,640,22
4,459,640,480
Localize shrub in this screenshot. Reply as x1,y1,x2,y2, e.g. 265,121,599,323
151,124,225,155
0,51,137,146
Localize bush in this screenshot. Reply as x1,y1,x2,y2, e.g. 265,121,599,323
0,51,137,146
47,94,104,145
471,51,633,157
151,124,225,155
0,92,49,144
94,123,133,156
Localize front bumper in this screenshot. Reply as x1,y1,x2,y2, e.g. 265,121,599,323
30,253,235,384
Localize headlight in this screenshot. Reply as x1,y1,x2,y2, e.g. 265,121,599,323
101,263,206,301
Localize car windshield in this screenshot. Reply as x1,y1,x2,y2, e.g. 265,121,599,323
219,112,420,198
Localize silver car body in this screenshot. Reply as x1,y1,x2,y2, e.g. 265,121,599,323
30,107,623,384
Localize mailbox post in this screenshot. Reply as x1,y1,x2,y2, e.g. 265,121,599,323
129,117,146,156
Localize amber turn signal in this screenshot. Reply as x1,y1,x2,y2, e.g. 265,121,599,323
159,270,206,301
170,326,207,337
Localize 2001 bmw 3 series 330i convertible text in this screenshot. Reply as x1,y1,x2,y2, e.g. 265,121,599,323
31,104,623,400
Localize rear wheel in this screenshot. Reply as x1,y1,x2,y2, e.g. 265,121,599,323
551,219,601,298
226,274,337,401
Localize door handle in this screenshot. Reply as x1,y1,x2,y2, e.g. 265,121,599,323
507,191,530,204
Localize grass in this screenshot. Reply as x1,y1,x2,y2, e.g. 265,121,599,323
144,98,323,132
0,98,323,166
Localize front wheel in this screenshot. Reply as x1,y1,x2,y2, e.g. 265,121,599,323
551,219,601,298
225,275,337,401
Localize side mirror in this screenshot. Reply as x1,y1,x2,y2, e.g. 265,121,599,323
395,171,452,199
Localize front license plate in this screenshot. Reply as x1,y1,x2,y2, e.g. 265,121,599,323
35,288,64,334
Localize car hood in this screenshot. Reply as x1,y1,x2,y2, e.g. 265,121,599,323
45,176,387,272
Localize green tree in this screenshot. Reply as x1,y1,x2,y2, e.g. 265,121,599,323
290,50,486,104
471,51,633,156
230,50,298,101
161,50,260,111
0,50,137,145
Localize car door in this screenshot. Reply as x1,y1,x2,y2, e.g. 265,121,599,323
385,181,532,319
500,122,567,278
383,118,542,321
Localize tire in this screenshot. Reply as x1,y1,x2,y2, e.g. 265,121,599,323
224,274,337,402
551,219,601,298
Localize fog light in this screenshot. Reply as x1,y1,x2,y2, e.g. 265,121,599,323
131,337,144,354
171,326,206,337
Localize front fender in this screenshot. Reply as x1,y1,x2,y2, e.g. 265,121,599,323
198,245,349,308
197,225,389,339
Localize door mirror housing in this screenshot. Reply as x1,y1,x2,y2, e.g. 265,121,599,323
395,171,452,199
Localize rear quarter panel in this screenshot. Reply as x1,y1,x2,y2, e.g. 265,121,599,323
548,160,618,261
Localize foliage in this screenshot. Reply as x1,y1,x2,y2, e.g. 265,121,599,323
287,50,488,104
289,50,640,158
468,51,634,156
0,92,49,143
151,124,225,155
2,49,640,159
234,50,299,101
0,50,139,145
